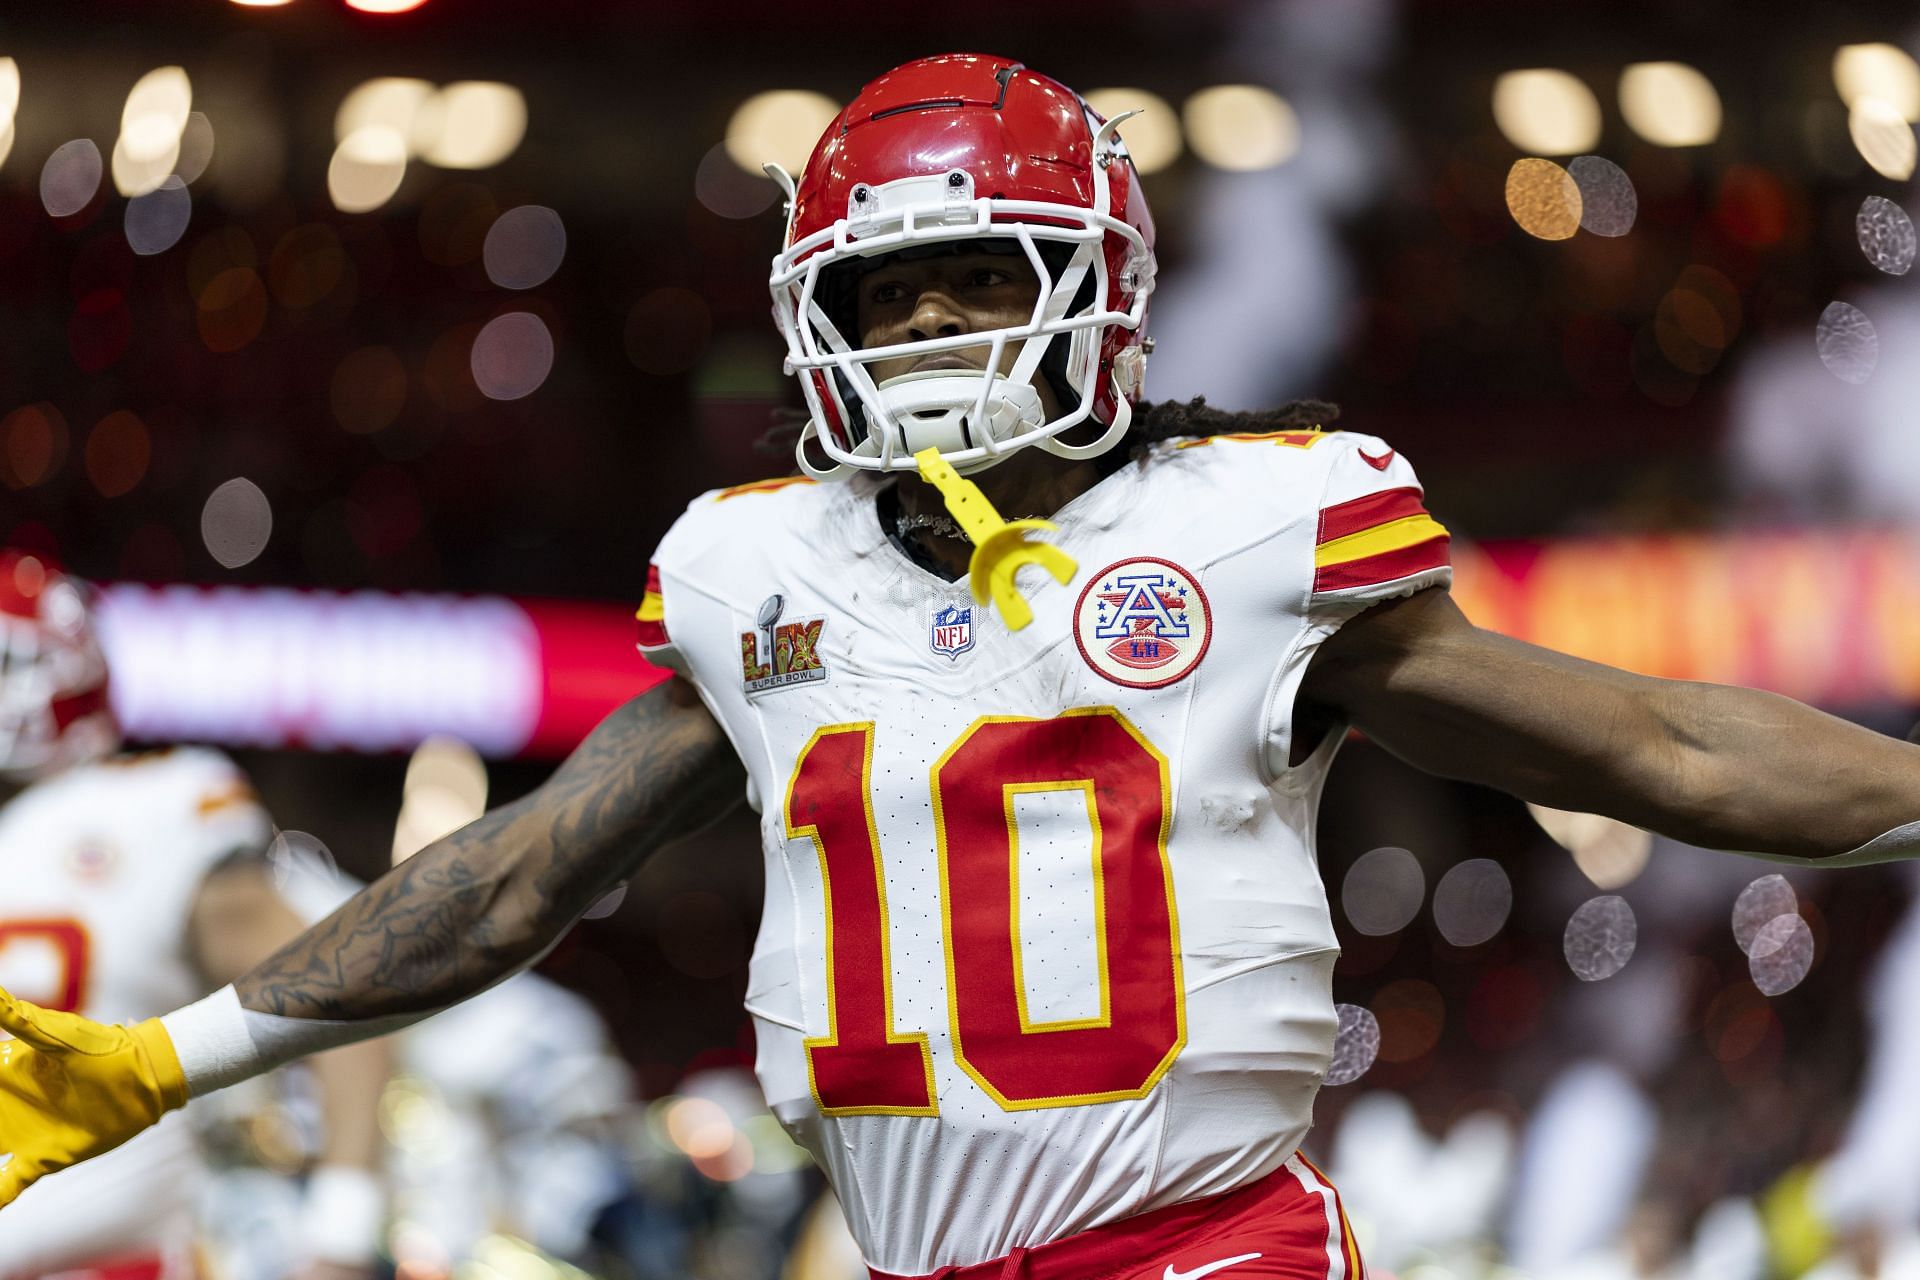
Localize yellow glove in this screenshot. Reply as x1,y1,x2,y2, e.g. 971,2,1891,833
0,985,188,1208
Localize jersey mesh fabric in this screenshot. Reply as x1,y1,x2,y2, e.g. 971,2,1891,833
644,432,1446,1271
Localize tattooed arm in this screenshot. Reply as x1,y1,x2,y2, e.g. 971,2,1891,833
239,675,743,1020
0,678,741,1207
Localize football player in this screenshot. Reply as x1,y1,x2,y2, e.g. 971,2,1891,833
6,54,1920,1280
0,550,390,1280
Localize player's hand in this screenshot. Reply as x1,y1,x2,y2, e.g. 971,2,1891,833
0,985,189,1208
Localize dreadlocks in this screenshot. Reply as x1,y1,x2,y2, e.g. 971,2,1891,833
1126,396,1341,448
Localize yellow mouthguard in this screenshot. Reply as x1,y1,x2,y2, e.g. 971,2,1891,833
912,447,1076,632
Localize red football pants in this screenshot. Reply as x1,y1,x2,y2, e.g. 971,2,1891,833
33,1255,175,1280
870,1154,1366,1280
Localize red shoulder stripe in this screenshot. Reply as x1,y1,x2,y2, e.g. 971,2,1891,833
1317,486,1429,545
1313,532,1450,593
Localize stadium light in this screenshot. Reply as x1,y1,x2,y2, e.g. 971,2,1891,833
1492,69,1602,155
1183,85,1298,171
1083,88,1182,174
1619,61,1722,147
1834,43,1920,122
724,90,840,175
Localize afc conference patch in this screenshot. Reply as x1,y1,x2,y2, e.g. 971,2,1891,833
929,603,975,660
1072,557,1212,689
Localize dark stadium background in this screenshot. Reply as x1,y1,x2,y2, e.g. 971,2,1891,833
5,2,1920,1272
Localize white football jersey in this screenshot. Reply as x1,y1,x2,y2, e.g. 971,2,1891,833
640,431,1450,1274
0,747,271,1274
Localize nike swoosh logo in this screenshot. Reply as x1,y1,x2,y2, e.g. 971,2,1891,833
1165,1252,1263,1280
1357,447,1395,471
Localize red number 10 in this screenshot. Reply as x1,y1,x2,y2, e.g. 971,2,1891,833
785,708,1185,1116
0,919,91,1013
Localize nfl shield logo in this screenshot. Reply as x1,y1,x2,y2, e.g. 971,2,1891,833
929,604,975,661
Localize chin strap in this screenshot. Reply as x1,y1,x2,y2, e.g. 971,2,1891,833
912,447,1075,631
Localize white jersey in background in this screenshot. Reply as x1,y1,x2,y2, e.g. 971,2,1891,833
0,747,271,1278
638,431,1451,1273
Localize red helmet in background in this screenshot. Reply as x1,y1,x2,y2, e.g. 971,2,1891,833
0,551,117,779
768,53,1158,476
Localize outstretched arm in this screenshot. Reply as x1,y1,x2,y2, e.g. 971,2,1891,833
235,675,741,1021
0,675,741,1207
1301,588,1920,861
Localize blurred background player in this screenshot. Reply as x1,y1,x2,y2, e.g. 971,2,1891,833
0,549,391,1280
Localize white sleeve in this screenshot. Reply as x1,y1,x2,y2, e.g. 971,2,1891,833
1306,432,1452,621
1265,433,1452,777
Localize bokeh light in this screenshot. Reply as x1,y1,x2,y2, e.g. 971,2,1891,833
394,736,487,863
1528,803,1652,888
200,476,273,568
1371,979,1445,1062
1564,895,1637,981
1749,915,1816,997
331,346,409,434
482,205,566,290
695,143,778,219
1083,88,1183,174
724,90,840,176
1619,62,1722,147
175,111,215,184
664,1096,734,1159
1567,154,1636,236
1505,157,1582,240
1491,69,1602,156
1856,195,1916,274
335,77,435,148
1834,43,1920,122
196,266,269,352
328,125,408,213
1815,300,1878,384
346,0,432,12
470,311,555,400
1848,96,1917,180
41,139,103,218
1324,1003,1381,1086
1182,85,1298,171
1732,874,1797,954
417,82,526,169
1,404,67,490
0,58,19,170
85,410,150,498
1341,846,1426,937
124,176,192,256
114,66,191,196
1431,858,1513,948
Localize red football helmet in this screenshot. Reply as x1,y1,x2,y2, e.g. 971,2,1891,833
0,551,117,779
768,53,1158,476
